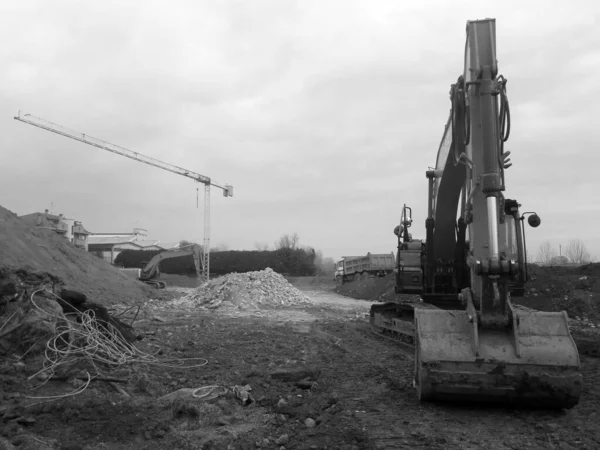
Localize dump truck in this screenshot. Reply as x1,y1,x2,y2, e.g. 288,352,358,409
334,252,395,285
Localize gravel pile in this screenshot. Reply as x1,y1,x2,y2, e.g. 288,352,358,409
169,268,313,310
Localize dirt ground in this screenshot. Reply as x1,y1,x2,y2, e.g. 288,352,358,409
2,275,600,450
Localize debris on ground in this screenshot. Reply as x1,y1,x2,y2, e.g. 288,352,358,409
0,266,137,354
160,268,314,310
0,275,599,449
0,265,144,407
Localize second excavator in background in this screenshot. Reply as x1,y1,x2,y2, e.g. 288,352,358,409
120,245,202,289
371,18,582,409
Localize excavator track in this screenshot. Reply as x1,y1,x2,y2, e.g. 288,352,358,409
370,325,415,354
369,301,437,353
144,280,167,289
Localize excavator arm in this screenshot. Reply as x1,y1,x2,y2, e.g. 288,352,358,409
411,19,582,408
139,245,202,285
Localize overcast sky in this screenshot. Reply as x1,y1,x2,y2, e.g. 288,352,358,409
1,0,599,262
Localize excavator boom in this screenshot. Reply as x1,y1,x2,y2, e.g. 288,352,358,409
407,19,581,408
139,245,202,288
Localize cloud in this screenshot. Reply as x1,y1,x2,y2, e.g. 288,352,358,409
1,0,599,262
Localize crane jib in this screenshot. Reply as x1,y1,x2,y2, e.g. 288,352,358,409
14,112,233,281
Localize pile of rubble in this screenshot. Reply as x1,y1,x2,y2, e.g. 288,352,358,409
168,268,313,310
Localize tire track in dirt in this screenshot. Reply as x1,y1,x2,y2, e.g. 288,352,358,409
284,279,600,449
312,318,600,450
309,320,434,449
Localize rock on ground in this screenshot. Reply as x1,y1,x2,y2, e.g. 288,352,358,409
168,268,314,310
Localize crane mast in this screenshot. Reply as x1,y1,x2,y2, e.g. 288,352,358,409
14,112,233,281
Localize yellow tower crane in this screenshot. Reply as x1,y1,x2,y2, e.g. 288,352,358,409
14,112,233,281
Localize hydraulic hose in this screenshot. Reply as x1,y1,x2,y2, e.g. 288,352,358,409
496,75,511,181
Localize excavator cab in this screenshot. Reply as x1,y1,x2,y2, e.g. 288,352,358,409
394,205,424,294
411,19,582,409
138,245,202,289
502,198,541,297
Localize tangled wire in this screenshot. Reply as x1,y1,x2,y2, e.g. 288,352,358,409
26,288,208,400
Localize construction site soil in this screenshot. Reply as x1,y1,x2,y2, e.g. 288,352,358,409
0,206,163,306
1,208,600,449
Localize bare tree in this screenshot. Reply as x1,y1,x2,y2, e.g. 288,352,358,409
254,241,270,251
526,248,534,264
311,249,337,275
565,239,591,264
536,241,555,265
320,256,336,275
274,232,300,250
314,249,323,269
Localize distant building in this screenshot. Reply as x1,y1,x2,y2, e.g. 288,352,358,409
20,209,90,251
115,240,164,252
88,228,148,264
71,222,91,250
87,228,180,264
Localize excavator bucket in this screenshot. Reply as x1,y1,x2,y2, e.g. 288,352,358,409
414,308,582,409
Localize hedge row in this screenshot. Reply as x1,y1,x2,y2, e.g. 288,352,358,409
114,248,317,276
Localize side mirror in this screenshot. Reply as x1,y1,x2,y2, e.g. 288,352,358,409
527,214,541,228
402,205,413,228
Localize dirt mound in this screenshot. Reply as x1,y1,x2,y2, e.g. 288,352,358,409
165,268,314,310
518,264,600,322
335,273,405,302
0,205,154,306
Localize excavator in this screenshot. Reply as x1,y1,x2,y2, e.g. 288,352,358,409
130,245,202,289
371,18,582,409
